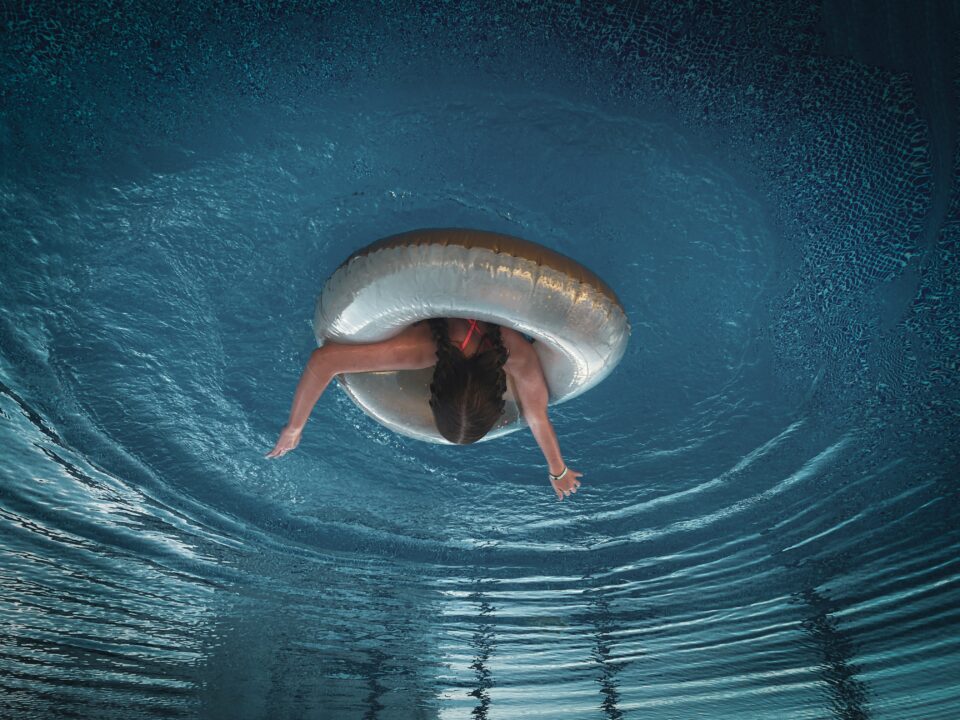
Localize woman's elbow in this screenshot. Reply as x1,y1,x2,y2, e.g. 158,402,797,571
308,346,326,366
307,346,335,379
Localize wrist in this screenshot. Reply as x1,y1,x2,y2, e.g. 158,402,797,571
548,464,568,480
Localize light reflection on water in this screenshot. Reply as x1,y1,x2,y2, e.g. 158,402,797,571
2,1,959,719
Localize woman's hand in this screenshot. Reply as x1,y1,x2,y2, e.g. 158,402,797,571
550,467,583,501
266,426,302,459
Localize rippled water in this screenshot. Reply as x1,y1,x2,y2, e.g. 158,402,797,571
2,2,959,719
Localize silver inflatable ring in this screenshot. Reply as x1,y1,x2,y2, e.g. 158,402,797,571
314,229,631,443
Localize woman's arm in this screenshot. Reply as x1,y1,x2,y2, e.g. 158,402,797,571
502,329,583,500
266,328,434,458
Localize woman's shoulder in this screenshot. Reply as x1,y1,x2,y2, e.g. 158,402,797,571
500,326,537,373
499,325,534,345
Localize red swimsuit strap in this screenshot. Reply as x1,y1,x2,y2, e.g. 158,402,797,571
460,319,481,351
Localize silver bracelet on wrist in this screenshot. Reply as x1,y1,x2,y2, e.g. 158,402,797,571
549,466,568,481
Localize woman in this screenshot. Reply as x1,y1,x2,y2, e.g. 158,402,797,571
267,317,583,500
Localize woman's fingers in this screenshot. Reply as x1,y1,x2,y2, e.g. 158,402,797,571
551,471,584,500
266,441,291,458
570,470,583,493
266,427,301,459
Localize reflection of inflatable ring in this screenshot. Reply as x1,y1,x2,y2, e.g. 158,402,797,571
314,228,631,443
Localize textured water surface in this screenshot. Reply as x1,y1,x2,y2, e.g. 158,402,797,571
1,2,959,719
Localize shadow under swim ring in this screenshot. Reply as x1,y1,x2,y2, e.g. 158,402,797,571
314,228,631,443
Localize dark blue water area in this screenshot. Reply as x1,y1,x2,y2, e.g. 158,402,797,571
1,2,959,718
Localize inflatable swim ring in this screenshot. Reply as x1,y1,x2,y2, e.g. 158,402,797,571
314,228,631,443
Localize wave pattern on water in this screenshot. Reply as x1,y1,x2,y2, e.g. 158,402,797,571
1,1,959,719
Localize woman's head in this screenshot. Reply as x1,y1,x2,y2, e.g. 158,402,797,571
428,319,508,444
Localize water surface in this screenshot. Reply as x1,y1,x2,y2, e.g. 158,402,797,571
1,2,958,718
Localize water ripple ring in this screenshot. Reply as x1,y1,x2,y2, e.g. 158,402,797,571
314,228,631,443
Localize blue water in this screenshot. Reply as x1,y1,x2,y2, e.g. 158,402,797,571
2,2,959,718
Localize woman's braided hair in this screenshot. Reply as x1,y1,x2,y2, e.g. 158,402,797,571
428,318,509,444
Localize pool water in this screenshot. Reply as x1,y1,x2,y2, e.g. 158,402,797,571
1,2,958,718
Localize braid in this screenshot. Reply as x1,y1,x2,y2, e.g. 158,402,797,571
482,325,508,408
428,318,453,398
427,318,452,361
